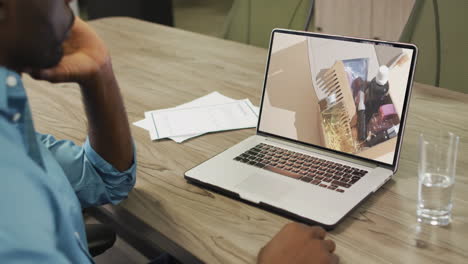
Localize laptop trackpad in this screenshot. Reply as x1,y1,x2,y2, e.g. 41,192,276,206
235,173,293,203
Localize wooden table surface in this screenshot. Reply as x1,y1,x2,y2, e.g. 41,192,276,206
25,17,468,264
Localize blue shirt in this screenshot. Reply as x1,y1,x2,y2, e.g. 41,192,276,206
0,67,137,263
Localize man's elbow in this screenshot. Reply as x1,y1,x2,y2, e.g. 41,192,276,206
106,171,137,205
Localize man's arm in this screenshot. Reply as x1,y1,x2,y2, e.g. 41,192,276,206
37,133,136,207
32,18,136,207
37,17,133,172
80,60,133,172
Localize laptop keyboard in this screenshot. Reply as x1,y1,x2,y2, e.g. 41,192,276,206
234,143,368,193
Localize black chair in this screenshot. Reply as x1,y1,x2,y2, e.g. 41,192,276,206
84,0,174,27
86,223,117,257
83,207,117,257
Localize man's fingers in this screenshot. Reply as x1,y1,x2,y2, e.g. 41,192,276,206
28,67,61,82
309,226,326,239
323,239,336,253
329,253,340,264
36,64,73,83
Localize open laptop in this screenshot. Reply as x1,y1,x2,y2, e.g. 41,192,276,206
185,29,418,229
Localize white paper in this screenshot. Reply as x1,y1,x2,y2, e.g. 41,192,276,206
167,92,236,142
133,118,152,130
145,99,258,140
133,92,260,143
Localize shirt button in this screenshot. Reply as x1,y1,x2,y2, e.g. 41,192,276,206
12,112,21,122
6,75,18,87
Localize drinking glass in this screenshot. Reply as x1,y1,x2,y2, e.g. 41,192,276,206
417,132,459,226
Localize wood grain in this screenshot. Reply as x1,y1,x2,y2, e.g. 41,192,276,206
25,17,468,264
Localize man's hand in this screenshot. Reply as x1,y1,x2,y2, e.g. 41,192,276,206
258,223,339,264
34,16,110,85
30,17,133,172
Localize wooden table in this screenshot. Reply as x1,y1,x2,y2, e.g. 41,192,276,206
25,17,468,264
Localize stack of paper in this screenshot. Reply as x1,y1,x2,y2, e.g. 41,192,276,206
134,92,260,143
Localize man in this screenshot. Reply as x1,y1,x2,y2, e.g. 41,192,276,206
0,0,136,263
0,1,338,263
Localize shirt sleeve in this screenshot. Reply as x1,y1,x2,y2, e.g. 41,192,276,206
37,133,137,208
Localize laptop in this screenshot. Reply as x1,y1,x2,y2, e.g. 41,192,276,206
185,29,418,229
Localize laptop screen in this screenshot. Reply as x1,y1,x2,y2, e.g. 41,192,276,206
258,30,417,167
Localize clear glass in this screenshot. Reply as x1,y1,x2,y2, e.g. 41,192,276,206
417,132,459,226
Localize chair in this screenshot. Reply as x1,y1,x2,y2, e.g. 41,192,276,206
85,0,174,26
223,0,314,48
86,223,117,257
83,208,117,257
400,0,468,93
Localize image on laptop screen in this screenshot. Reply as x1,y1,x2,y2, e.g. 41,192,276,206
258,31,415,165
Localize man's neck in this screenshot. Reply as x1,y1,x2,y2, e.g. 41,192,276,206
0,54,22,74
